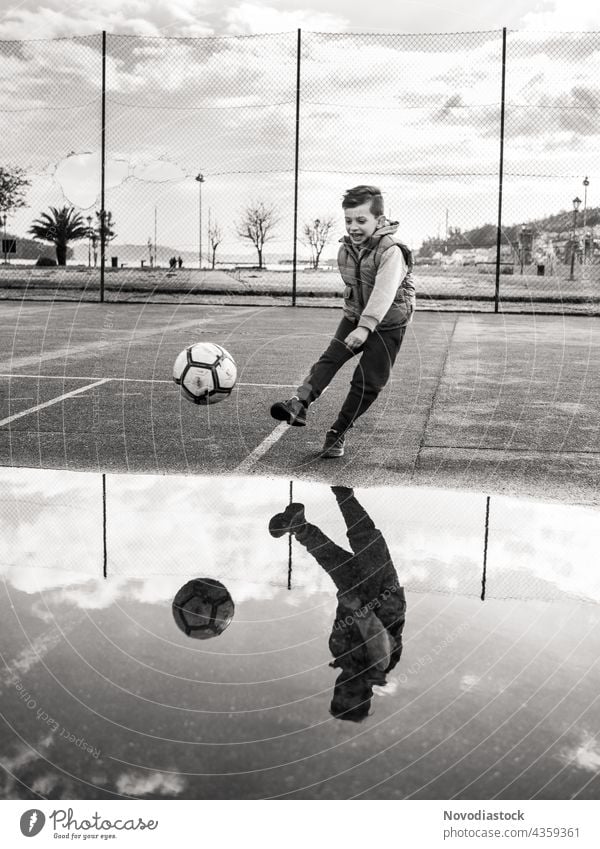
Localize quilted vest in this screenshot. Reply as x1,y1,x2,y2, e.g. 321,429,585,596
337,225,416,329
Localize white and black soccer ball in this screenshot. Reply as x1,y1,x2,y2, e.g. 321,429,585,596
172,578,235,640
173,342,237,405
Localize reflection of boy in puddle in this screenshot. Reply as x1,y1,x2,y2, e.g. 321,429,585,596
270,486,406,722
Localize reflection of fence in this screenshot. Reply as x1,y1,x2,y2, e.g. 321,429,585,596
2,469,598,604
1,29,599,313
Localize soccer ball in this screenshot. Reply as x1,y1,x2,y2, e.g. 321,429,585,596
173,342,237,405
172,578,235,640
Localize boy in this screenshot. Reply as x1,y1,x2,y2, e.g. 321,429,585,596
269,486,406,721
270,185,415,457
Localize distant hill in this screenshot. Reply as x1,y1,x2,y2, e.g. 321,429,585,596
69,242,313,267
465,206,600,245
420,206,600,254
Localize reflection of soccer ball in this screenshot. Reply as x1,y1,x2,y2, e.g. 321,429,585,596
173,343,237,405
172,579,235,640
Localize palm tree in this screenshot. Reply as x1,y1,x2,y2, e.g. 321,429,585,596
28,206,89,266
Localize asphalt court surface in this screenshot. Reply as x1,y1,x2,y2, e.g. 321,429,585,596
0,301,599,504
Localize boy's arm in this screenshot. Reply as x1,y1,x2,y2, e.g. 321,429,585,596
357,246,408,333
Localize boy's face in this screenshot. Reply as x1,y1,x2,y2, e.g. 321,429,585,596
344,202,383,246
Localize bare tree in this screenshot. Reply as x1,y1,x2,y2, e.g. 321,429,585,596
303,216,335,269
208,220,223,269
236,201,279,269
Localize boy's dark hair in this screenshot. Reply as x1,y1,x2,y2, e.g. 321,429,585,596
342,185,384,217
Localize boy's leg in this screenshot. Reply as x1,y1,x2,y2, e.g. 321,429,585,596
293,523,358,595
296,316,357,406
330,325,405,436
271,318,357,425
331,486,392,596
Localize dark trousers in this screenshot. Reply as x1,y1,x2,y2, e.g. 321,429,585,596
296,317,405,433
294,488,397,600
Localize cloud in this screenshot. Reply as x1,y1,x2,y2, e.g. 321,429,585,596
224,2,347,34
521,0,600,30
0,0,214,40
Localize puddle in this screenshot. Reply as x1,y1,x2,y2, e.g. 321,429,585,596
1,468,599,799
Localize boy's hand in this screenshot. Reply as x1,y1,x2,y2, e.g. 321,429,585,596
344,327,369,350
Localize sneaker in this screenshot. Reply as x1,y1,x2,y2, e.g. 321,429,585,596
270,397,307,426
268,503,307,538
322,429,345,458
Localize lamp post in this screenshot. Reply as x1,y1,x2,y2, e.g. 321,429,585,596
569,196,581,282
86,216,92,268
198,173,204,269
519,225,525,275
582,176,589,263
1,214,6,264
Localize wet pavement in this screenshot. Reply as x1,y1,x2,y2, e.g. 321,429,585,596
1,469,599,799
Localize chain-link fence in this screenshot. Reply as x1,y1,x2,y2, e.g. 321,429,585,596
0,29,599,313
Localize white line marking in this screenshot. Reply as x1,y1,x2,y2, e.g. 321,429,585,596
0,372,297,388
0,378,111,428
234,422,289,474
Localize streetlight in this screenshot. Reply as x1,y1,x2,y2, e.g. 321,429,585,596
86,215,92,268
1,214,6,265
519,225,525,275
195,173,205,270
569,196,581,282
582,176,590,263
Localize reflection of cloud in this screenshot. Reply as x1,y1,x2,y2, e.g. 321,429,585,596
460,674,480,691
559,731,600,773
0,734,55,798
31,773,61,796
115,770,185,797
0,625,79,689
2,469,599,610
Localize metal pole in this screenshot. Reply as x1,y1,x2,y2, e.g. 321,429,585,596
494,28,507,314
292,28,301,307
569,207,577,281
287,480,293,590
583,176,589,263
481,496,490,601
100,31,107,303
86,216,92,268
102,473,107,580
195,173,204,270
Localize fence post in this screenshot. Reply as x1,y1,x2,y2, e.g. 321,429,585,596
494,27,507,314
292,28,301,307
100,30,107,303
102,472,107,579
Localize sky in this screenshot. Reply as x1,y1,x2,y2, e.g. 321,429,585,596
1,0,599,261
1,0,600,39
